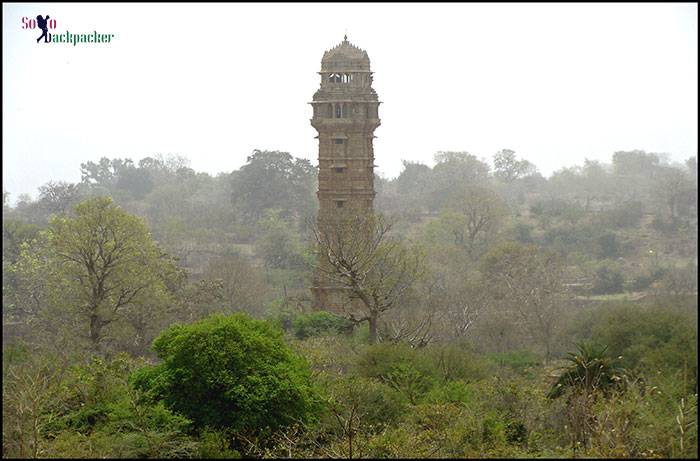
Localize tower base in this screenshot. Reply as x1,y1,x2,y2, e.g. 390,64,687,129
311,285,366,318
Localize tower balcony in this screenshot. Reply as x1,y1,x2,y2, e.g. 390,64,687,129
310,117,381,132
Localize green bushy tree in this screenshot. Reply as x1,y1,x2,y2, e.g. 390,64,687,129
132,313,320,434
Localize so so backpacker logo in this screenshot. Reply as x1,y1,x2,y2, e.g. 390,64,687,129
21,14,115,46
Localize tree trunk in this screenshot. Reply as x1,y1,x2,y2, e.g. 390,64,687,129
89,314,102,349
368,313,378,344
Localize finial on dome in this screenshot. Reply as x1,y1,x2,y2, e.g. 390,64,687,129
344,33,348,42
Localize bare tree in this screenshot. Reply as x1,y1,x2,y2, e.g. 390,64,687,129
444,186,507,259
311,212,423,344
481,242,570,363
203,253,268,316
436,274,492,341
382,280,441,348
37,181,82,216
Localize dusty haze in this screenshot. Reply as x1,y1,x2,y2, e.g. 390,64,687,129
2,2,697,201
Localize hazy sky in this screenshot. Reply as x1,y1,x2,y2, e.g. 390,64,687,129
3,2,698,201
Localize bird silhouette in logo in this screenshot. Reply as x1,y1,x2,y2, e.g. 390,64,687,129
36,15,50,43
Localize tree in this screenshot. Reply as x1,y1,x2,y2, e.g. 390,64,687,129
37,181,83,216
322,377,406,458
481,242,569,363
230,150,317,220
653,166,694,220
444,185,507,259
393,161,433,214
137,154,191,185
612,150,661,177
655,262,698,298
80,157,117,186
311,213,424,344
429,152,491,210
3,220,41,265
381,279,441,348
20,197,179,352
3,220,43,329
493,149,537,183
580,159,613,211
434,271,493,342
115,167,154,199
591,262,624,295
202,253,268,316
131,313,319,434
256,210,308,270
172,278,227,324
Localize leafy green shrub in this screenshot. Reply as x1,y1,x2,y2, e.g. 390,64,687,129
590,304,697,382
542,223,600,256
354,342,424,380
424,380,474,405
131,313,320,433
355,342,490,384
352,342,491,404
322,376,407,433
365,403,515,457
5,353,200,459
384,362,434,404
197,429,241,458
45,354,142,433
291,311,354,339
530,198,583,220
488,350,542,371
425,343,493,383
353,343,435,403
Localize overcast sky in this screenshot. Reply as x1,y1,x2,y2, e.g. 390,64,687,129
3,2,697,201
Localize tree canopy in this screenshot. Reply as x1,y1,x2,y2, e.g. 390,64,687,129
132,313,320,433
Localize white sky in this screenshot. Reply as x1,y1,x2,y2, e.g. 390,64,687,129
3,2,698,201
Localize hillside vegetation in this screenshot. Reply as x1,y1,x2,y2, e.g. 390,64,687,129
3,149,697,458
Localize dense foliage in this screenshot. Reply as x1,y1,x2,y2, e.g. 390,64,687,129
3,148,697,458
131,313,319,433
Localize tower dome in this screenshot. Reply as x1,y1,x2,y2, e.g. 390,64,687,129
321,36,371,72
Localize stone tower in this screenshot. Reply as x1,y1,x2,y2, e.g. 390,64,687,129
310,36,381,312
